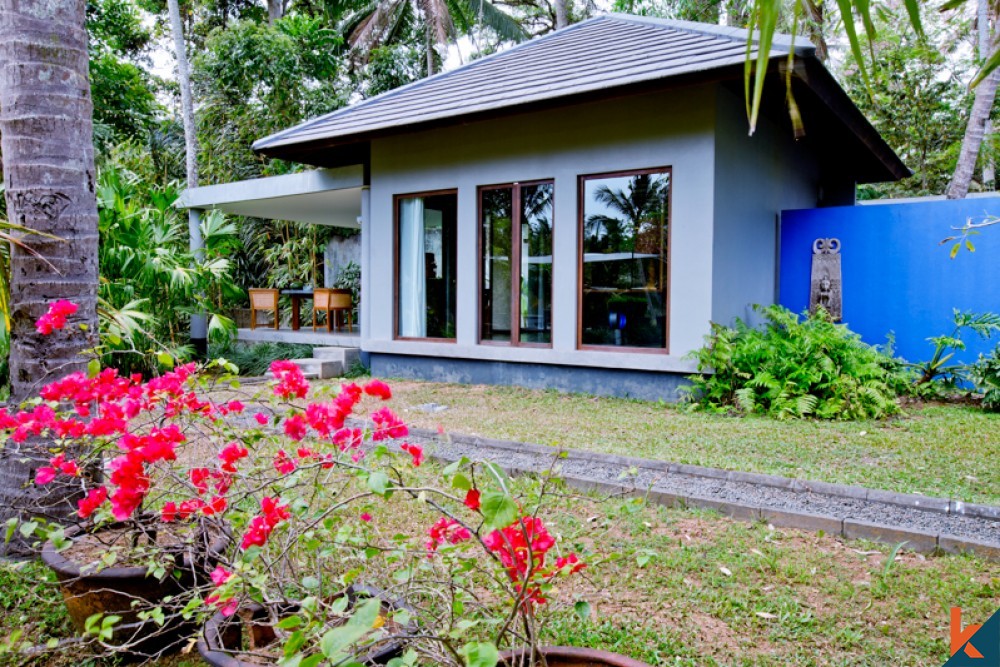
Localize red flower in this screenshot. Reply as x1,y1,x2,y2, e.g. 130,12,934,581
371,407,408,441
190,467,211,494
203,495,227,516
360,513,372,522
484,516,560,604
210,565,232,586
254,412,269,425
77,487,108,518
225,400,245,414
273,450,296,474
161,502,178,523
35,300,78,334
464,489,481,511
555,553,586,574
270,360,309,399
362,379,392,400
283,413,308,441
34,467,56,486
400,442,424,467
218,442,248,473
426,517,471,552
240,497,290,550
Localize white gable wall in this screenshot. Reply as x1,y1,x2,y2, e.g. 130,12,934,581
363,84,718,372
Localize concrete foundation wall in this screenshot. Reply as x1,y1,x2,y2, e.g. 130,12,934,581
369,353,690,401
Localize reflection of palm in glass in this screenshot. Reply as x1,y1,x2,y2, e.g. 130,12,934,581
581,172,670,349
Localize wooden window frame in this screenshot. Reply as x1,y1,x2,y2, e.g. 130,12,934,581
393,189,459,343
477,180,555,348
576,167,672,354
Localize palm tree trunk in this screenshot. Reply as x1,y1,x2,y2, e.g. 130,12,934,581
167,0,198,190
947,65,1000,199
0,0,100,556
554,0,569,29
267,0,284,23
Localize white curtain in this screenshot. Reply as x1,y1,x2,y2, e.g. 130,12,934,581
398,198,426,337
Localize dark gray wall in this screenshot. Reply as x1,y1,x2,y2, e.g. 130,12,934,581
370,353,690,402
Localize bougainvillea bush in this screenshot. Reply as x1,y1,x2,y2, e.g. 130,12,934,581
1,301,588,666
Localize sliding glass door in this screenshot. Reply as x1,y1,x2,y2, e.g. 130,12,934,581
396,191,457,340
480,181,553,346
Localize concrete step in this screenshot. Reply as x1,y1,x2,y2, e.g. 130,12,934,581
268,357,344,380
312,347,361,369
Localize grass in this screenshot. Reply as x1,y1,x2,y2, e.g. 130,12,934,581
3,466,999,666
367,380,1000,505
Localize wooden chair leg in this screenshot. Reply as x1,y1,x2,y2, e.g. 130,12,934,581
313,308,317,332
250,307,256,331
326,309,332,333
347,311,353,333
273,307,279,330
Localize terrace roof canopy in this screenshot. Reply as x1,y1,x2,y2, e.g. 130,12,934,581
174,165,364,227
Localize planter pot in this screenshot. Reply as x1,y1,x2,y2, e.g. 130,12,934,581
198,585,412,667
500,646,653,667
42,519,230,660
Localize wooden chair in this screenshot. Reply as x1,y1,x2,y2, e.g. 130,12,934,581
313,288,353,333
249,289,279,330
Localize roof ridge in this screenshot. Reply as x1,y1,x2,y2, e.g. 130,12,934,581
254,17,606,150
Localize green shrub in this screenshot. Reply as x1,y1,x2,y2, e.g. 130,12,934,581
971,344,1000,411
685,305,907,420
208,341,315,376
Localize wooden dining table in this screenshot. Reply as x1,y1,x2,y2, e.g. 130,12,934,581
280,289,313,331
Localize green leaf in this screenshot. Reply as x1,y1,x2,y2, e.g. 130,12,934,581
156,351,174,369
278,615,304,630
451,472,472,491
461,642,499,667
367,471,390,497
87,358,101,378
901,0,924,38
480,492,517,529
574,600,592,622
18,521,38,538
320,598,381,660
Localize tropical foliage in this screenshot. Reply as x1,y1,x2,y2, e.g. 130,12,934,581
686,305,908,420
971,344,1000,410
96,158,241,374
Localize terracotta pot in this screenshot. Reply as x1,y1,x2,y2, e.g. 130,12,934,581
41,520,230,660
197,585,412,667
500,646,653,667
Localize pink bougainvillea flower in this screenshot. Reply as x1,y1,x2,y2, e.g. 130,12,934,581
273,450,296,474
483,516,564,605
362,379,392,400
463,489,481,511
190,467,212,495
555,553,586,574
371,407,408,441
269,360,309,399
210,565,232,587
77,486,108,519
225,400,245,414
34,466,56,486
240,497,290,550
254,412,269,425
360,513,372,522
203,495,227,516
283,413,308,441
400,442,424,467
161,501,178,523
35,300,78,334
218,442,248,473
426,517,471,553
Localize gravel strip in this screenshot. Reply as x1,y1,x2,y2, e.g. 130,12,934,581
399,431,1000,550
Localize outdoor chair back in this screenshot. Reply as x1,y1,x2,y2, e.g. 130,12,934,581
249,288,279,330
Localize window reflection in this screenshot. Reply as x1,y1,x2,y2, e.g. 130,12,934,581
580,170,670,349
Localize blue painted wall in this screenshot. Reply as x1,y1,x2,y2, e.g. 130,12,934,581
780,197,1000,366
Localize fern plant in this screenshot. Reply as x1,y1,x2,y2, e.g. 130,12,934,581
685,305,909,420
970,345,1000,412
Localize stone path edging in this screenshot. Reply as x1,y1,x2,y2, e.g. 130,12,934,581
395,425,1000,561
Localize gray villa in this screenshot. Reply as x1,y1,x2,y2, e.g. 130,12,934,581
178,14,907,400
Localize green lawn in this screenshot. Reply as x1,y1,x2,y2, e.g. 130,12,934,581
4,475,999,666
376,380,1000,505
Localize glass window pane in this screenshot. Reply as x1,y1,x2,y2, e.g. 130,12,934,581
580,171,670,349
397,193,457,339
520,183,553,344
481,188,513,342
